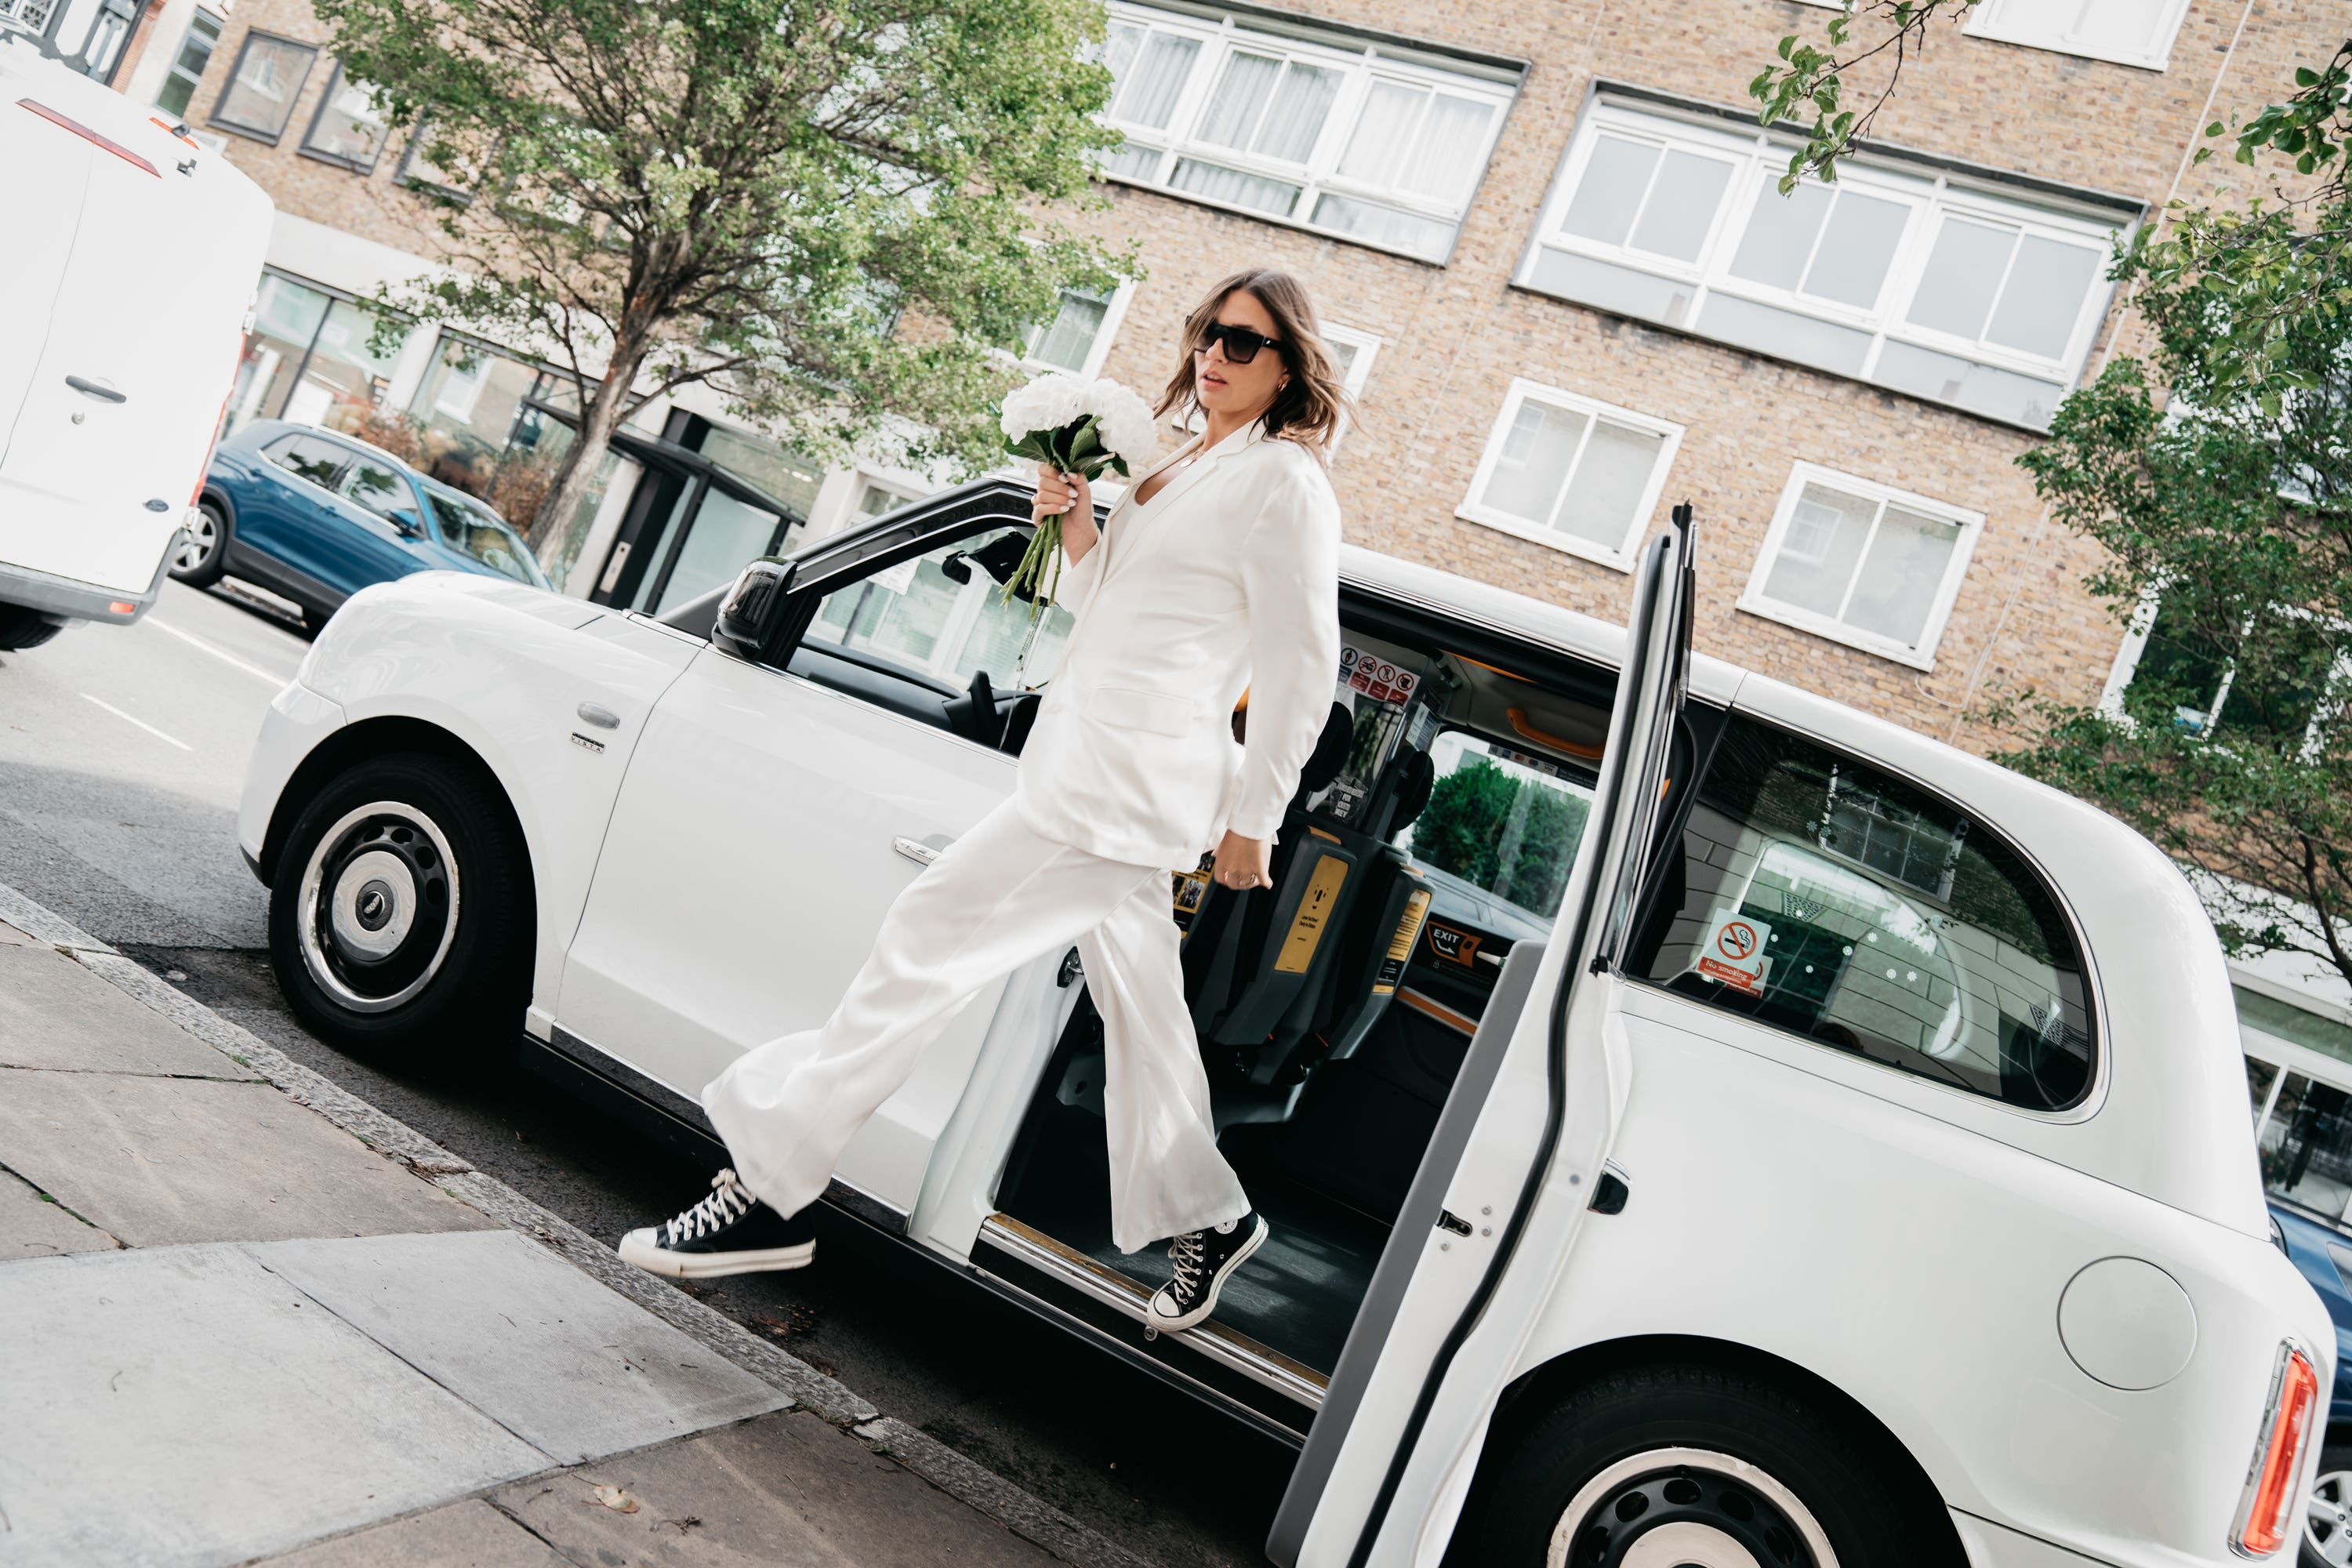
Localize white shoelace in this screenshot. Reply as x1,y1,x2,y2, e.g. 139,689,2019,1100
1167,1230,1209,1301
663,1169,753,1245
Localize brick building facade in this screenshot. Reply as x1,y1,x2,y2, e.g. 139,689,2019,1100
103,0,2347,744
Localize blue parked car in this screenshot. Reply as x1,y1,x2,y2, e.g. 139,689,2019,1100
2269,1200,2352,1564
176,419,549,625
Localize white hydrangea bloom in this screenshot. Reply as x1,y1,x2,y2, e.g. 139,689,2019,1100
1085,379,1157,463
1000,372,1092,439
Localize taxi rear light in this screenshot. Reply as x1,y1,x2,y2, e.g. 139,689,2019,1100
2235,1341,2320,1556
16,99,158,177
107,602,136,617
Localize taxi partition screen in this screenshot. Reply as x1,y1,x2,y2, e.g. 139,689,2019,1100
1311,635,1445,831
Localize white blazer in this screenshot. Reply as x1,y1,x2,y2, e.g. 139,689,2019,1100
1013,419,1342,869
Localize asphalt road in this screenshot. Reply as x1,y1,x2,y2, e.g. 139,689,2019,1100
0,578,1294,1567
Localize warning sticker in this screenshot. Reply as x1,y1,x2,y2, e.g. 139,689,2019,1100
1696,912,1771,994
1336,646,1418,707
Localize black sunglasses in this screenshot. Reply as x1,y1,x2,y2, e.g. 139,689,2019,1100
1194,321,1283,365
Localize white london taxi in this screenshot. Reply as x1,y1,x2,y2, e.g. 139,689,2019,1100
237,480,2329,1567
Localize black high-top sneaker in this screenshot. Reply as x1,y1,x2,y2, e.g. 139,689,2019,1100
618,1168,816,1279
1145,1210,1269,1334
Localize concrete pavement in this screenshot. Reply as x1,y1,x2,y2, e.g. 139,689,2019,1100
0,896,1142,1568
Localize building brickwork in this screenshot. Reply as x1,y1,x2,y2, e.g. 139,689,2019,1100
152,0,2352,754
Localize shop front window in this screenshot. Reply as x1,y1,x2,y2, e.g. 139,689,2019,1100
225,273,333,435
2262,1071,2352,1225
283,300,398,433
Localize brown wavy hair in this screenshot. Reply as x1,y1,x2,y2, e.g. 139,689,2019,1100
1154,269,1351,456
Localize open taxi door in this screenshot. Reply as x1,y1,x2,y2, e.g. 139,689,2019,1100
1269,506,1698,1568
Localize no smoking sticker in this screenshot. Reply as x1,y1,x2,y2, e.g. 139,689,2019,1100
1697,911,1771,994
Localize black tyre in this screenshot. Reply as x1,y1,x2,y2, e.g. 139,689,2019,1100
267,751,529,1060
2301,1439,2352,1566
169,499,231,587
1465,1363,1957,1567
0,604,64,651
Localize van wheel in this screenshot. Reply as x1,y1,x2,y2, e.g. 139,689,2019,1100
2301,1440,2352,1566
0,605,64,651
1468,1363,1953,1567
267,752,528,1061
170,501,230,587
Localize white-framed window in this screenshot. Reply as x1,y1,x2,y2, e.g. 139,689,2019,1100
2098,595,2351,754
1021,281,1134,378
154,7,224,119
1097,2,1518,263
1739,462,1982,668
1456,379,1685,571
1963,0,2191,72
1320,321,1381,456
1519,96,2131,431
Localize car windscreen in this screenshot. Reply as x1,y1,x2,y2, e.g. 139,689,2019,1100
426,491,545,586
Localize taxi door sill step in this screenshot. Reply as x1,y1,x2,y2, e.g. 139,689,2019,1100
978,1213,1328,1410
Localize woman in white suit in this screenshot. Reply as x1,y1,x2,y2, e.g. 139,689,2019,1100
621,270,1346,1334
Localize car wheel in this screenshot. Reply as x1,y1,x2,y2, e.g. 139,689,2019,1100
267,751,529,1060
2301,1441,2352,1566
169,501,230,587
0,604,64,651
1465,1363,1956,1567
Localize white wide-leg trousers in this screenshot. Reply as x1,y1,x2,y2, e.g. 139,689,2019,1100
702,797,1250,1253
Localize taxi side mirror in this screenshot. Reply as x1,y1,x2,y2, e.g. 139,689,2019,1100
712,557,797,660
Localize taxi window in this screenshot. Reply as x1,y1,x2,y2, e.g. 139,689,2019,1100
804,526,1077,689
1399,731,1593,928
1628,713,2096,1112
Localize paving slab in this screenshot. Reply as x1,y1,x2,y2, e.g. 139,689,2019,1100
252,1229,789,1465
252,1499,571,1568
0,1243,550,1568
0,1070,496,1246
495,1408,1057,1567
0,945,255,1076
0,1163,118,1258
0,918,31,944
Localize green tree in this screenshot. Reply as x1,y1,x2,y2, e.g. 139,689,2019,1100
1413,758,1520,891
1506,786,1592,914
321,0,1134,552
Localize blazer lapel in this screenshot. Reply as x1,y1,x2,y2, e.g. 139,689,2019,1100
1099,421,1262,592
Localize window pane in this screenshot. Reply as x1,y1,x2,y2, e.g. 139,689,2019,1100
1906,216,2016,343
1254,61,1339,162
285,300,398,436
1630,713,2098,1112
267,434,350,489
1338,80,1425,186
1197,50,1280,149
1401,735,1595,923
2262,1073,2352,1224
1729,181,1831,291
1028,289,1109,372
1762,482,1875,617
339,458,409,519
2239,985,2352,1069
1169,158,1298,216
1985,234,2099,358
225,273,332,434
1555,419,1663,550
1309,193,1454,258
1802,191,1908,308
2248,1054,2281,1123
1102,22,1144,89
1481,398,1587,525
1560,136,1661,249
304,68,386,165
427,491,539,584
651,490,785,615
1396,93,1495,205
214,35,315,138
1628,149,1733,263
1842,505,1961,646
156,9,221,117
1112,32,1200,131
2129,599,2233,734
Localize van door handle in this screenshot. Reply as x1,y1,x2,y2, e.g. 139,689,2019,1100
65,376,126,404
893,835,947,866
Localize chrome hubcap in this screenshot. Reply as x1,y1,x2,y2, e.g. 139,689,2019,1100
175,511,217,572
1547,1447,1838,1568
296,801,460,1014
2308,1469,2352,1564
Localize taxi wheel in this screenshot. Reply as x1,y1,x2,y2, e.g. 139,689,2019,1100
267,752,528,1061
1468,1363,1955,1568
2302,1441,2352,1567
171,500,230,587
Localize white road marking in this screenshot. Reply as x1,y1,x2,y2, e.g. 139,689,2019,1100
80,693,194,752
145,616,289,686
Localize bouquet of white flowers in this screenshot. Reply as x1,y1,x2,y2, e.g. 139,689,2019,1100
996,372,1157,616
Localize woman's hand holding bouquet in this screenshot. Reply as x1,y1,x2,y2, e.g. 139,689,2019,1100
997,372,1156,617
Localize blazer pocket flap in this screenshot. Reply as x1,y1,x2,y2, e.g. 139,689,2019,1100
1087,685,1199,738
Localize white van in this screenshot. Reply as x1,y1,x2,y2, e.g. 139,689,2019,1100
0,42,270,651
236,486,2331,1566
